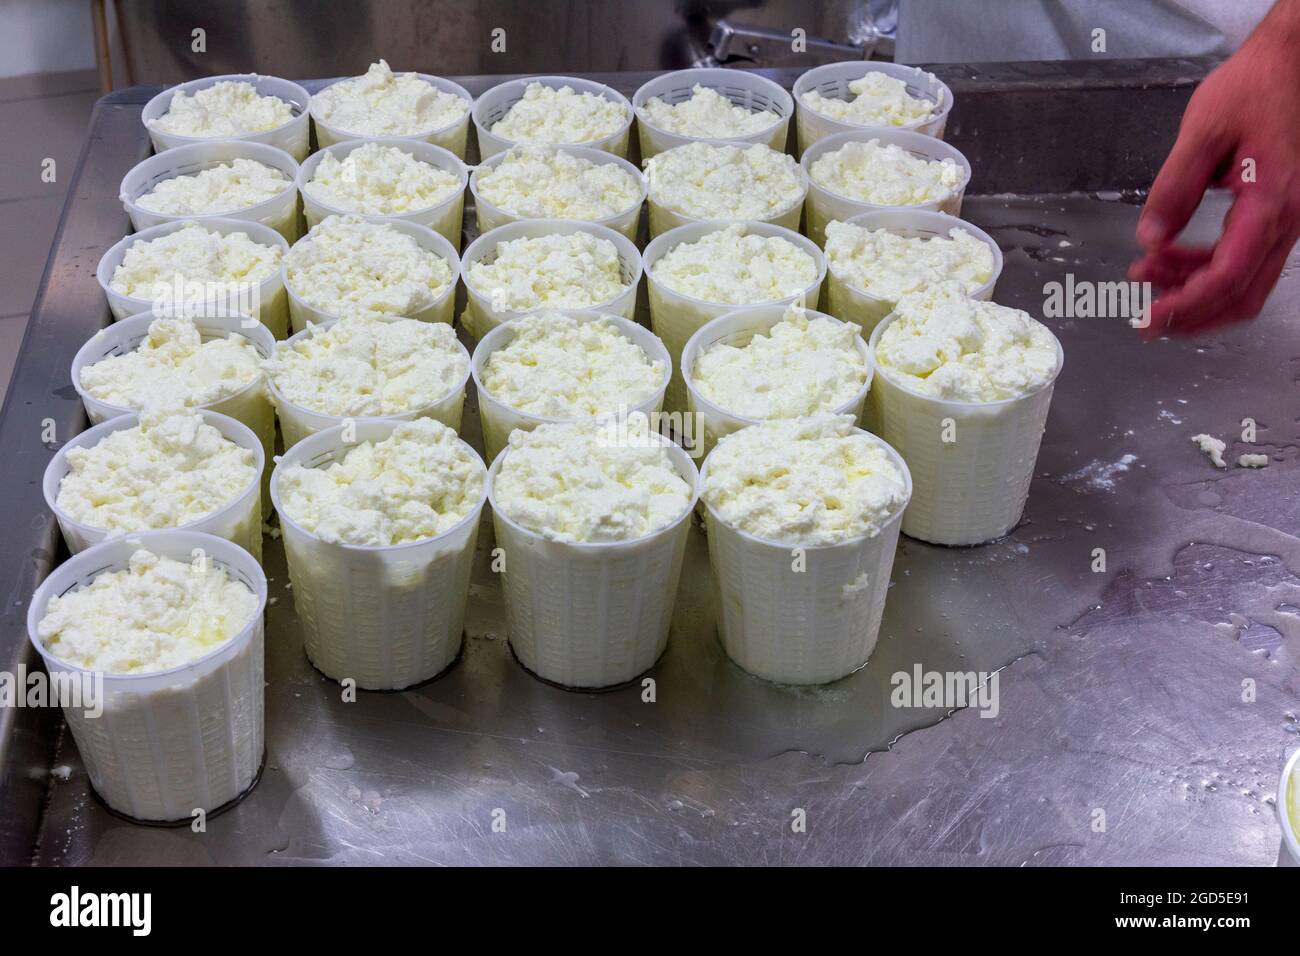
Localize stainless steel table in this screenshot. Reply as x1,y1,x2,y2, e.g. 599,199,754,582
3,62,1297,866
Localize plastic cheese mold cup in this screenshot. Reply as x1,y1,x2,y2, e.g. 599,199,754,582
95,217,291,339
469,145,646,242
800,129,972,248
631,67,793,159
119,141,303,243
487,433,699,689
141,73,312,161
1278,748,1300,867
459,219,642,342
268,315,471,451
270,420,488,691
471,309,671,463
26,529,267,823
43,410,265,562
310,72,474,159
700,429,912,685
70,311,277,514
296,138,468,249
283,218,461,333
792,61,953,155
645,145,809,239
825,209,1003,338
643,220,826,413
472,75,634,160
867,311,1063,546
681,305,873,459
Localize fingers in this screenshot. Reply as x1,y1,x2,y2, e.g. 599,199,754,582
1178,235,1295,334
1142,191,1288,335
1138,109,1233,248
1128,246,1213,286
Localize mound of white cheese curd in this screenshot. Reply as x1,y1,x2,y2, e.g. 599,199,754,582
703,414,906,545
874,280,1058,402
276,419,483,547
481,311,663,418
38,548,258,674
493,421,690,543
312,60,468,136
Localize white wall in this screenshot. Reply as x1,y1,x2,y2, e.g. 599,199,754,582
0,0,96,79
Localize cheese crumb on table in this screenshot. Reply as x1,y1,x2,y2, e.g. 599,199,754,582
643,142,804,222
650,224,818,304
37,548,259,675
823,220,993,300
475,146,641,221
703,414,907,545
79,315,262,410
134,158,290,216
284,215,453,318
109,223,282,301
304,143,461,215
493,421,691,543
466,231,627,312
57,410,257,533
1237,453,1269,468
276,419,483,546
875,281,1059,402
266,314,466,416
800,71,937,127
481,311,663,418
312,60,468,136
638,85,780,137
1190,433,1227,468
148,80,295,138
490,81,628,145
810,139,962,206
691,305,867,419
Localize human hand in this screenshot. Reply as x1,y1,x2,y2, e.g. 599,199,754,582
1129,1,1300,336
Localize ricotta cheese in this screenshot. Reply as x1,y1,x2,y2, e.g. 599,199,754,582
1191,433,1227,468
312,60,468,136
148,80,295,138
267,315,466,416
304,143,461,215
810,139,962,206
638,84,780,137
823,220,994,300
57,410,257,534
276,419,483,546
650,224,818,304
1238,453,1269,468
493,422,690,543
476,146,641,221
466,231,627,312
692,305,867,418
875,281,1058,402
37,548,259,675
490,81,628,145
284,215,453,318
481,312,663,418
134,158,291,216
79,316,262,410
703,414,906,545
109,223,282,301
643,142,804,222
800,71,937,127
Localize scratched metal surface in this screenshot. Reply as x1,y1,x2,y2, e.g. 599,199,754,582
9,65,1300,866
